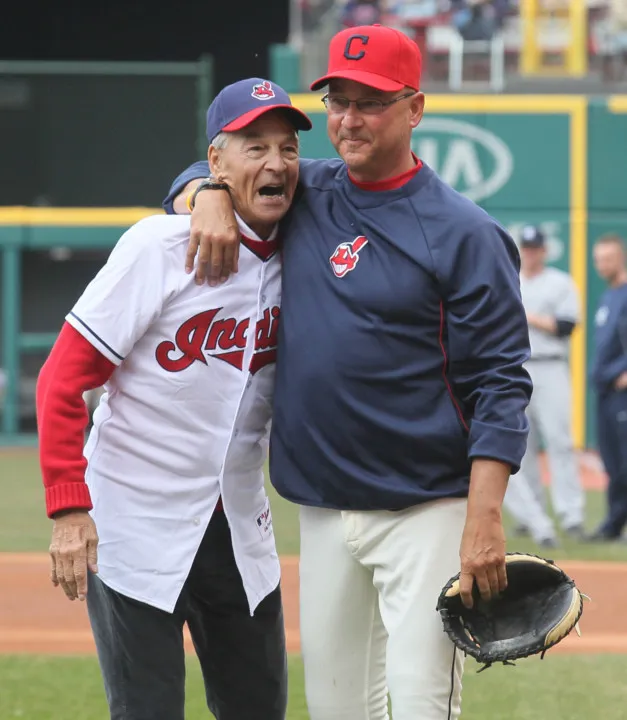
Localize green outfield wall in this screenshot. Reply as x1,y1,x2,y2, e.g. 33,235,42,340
1,95,626,446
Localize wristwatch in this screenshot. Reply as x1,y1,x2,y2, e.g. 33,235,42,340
188,178,230,211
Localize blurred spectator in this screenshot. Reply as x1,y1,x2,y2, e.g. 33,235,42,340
491,0,512,27
340,0,383,27
596,0,627,80
386,0,445,21
451,0,501,40
302,0,337,31
302,0,337,32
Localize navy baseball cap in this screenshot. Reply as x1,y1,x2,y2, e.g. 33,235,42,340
520,225,546,248
206,77,312,144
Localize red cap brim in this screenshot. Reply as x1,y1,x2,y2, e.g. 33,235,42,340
310,69,408,92
222,105,312,133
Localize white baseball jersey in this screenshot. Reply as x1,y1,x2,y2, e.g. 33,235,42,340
66,213,282,615
520,266,579,360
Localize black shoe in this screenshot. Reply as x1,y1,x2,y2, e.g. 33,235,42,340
513,524,530,538
563,524,585,541
538,537,559,549
583,528,622,543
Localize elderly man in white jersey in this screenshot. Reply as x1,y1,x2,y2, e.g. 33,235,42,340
35,77,312,720
503,224,584,545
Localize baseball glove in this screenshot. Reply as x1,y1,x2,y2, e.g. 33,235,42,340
436,553,586,672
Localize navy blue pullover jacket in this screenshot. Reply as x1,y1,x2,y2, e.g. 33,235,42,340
164,159,532,511
590,283,627,396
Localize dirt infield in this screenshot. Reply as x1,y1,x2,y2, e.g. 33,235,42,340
1,554,626,657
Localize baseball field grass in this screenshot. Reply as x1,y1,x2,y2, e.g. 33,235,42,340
3,449,627,560
2,653,627,719
2,449,627,719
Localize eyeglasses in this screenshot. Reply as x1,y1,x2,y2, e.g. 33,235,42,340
321,92,416,116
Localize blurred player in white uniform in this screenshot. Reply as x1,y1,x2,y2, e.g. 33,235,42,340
36,78,312,720
504,225,584,545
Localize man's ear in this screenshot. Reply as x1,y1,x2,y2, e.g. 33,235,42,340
208,145,221,178
410,92,425,130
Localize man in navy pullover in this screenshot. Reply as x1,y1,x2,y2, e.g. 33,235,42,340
588,233,627,541
164,24,532,720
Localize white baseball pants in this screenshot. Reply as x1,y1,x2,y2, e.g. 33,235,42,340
299,498,467,720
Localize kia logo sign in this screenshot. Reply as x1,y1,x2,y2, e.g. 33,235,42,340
412,118,514,203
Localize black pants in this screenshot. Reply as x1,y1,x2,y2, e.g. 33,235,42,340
86,510,287,720
597,389,627,537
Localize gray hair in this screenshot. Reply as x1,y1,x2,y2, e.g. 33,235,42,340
211,125,299,153
210,132,229,151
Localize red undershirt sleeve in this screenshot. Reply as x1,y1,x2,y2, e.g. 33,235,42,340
36,322,117,518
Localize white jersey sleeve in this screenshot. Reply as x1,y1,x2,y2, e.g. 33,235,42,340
66,216,179,365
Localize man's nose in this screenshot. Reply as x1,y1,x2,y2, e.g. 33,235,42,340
341,105,364,129
264,148,287,171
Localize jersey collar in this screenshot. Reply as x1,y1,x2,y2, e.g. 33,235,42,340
235,213,279,262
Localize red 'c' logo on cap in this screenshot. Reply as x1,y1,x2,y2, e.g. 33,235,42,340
344,34,369,60
251,81,275,100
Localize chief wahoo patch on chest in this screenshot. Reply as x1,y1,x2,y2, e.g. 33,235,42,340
329,235,369,278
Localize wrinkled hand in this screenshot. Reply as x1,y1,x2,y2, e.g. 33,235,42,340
186,188,240,287
459,510,507,609
49,510,99,602
615,371,627,391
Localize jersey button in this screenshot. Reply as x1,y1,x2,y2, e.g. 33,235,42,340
261,294,267,302
193,517,201,526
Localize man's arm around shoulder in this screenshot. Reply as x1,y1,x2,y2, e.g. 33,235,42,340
162,157,337,285
162,160,210,215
